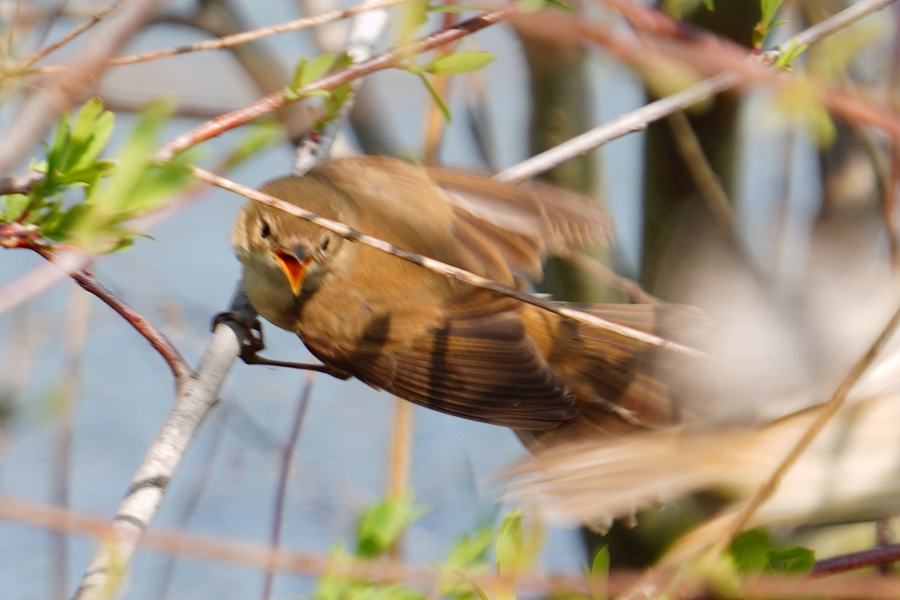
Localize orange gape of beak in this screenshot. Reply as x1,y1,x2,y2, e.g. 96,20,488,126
274,250,312,296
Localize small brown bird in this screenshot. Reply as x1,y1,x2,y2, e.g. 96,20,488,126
231,156,702,447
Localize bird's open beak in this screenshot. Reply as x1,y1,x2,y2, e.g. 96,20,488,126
274,247,312,296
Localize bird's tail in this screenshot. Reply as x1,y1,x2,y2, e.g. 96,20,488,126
506,414,805,530
520,302,710,450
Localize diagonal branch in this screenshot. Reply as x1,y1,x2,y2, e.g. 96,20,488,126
33,248,191,382
713,301,900,553
496,0,899,184
70,286,254,600
195,166,704,357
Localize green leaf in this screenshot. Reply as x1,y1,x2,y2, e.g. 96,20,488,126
418,73,451,123
290,56,310,91
518,0,545,12
43,204,89,240
299,53,337,89
324,82,354,120
448,525,494,569
766,546,815,575
774,38,808,69
45,111,71,187
591,546,609,577
588,546,609,600
73,110,114,173
702,0,714,9
400,0,430,41
427,4,491,12
70,98,105,146
102,100,173,212
760,0,783,24
2,194,29,222
120,159,193,215
284,85,300,101
356,493,426,558
423,51,495,76
544,0,576,14
728,528,814,575
728,529,770,573
496,510,543,576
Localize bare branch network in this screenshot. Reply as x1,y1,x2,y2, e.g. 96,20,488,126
1,0,900,599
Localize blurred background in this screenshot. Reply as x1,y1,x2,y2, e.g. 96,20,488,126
0,0,898,598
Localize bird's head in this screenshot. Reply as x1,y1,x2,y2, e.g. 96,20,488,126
230,177,350,297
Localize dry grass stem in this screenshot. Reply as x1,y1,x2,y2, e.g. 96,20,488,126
714,301,900,553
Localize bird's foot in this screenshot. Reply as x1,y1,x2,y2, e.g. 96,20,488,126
211,311,343,376
211,311,266,360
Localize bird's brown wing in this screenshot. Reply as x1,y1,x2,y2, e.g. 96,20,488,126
300,289,579,430
426,165,613,280
518,302,710,449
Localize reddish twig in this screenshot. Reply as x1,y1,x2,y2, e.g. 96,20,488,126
152,3,518,162
35,250,191,382
814,542,900,576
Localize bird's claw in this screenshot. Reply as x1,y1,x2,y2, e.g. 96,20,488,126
211,311,266,361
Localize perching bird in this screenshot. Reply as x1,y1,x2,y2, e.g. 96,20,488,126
230,156,704,447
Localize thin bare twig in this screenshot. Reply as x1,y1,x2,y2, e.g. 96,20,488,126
22,0,404,76
15,0,126,73
877,519,895,575
795,0,897,47
155,407,230,600
422,9,458,164
153,3,518,163
261,375,315,600
666,110,772,290
0,0,167,175
0,170,44,195
495,0,899,184
194,166,704,358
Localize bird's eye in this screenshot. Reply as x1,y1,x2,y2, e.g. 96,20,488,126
318,237,331,253
260,221,271,238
